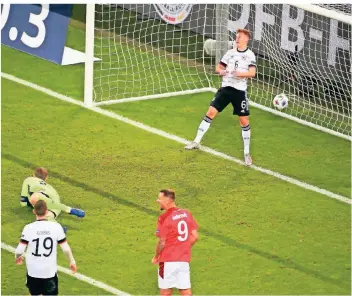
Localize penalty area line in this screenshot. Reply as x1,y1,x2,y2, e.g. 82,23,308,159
1,72,350,205
1,242,130,296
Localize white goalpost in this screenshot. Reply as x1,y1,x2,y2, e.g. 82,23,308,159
84,4,351,141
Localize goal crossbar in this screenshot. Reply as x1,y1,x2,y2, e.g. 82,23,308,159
292,4,352,24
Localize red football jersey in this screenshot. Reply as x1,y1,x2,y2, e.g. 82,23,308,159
156,207,198,263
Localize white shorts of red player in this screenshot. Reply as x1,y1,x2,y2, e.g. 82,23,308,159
158,262,191,289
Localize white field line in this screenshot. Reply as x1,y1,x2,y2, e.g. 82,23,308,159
95,86,351,142
2,72,351,205
94,88,213,107
1,242,130,296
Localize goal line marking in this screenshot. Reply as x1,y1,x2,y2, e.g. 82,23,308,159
94,89,351,142
1,242,130,295
2,72,350,205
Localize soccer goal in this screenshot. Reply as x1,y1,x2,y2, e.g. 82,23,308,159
84,4,351,140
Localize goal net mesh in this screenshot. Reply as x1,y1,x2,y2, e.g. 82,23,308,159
92,4,351,137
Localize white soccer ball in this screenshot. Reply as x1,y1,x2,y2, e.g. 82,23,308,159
273,93,289,110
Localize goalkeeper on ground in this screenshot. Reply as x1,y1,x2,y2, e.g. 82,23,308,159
20,167,85,222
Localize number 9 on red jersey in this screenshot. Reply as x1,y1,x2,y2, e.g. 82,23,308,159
156,207,198,263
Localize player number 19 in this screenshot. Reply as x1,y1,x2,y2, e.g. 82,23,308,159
177,220,188,242
32,237,53,257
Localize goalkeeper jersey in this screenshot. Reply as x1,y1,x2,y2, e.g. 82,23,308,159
21,177,60,206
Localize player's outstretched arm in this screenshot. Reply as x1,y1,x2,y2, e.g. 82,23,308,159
60,241,77,273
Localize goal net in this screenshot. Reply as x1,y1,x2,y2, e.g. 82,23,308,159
85,4,351,139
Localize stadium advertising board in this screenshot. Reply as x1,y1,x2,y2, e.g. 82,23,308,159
1,4,72,64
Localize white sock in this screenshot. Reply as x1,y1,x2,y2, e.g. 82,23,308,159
194,116,212,143
241,124,251,154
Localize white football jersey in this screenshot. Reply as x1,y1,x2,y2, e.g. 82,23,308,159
20,220,66,278
220,48,256,91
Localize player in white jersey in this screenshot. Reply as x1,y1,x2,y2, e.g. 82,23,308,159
15,200,77,295
185,29,256,165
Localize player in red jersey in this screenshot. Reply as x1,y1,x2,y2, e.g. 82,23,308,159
152,189,199,296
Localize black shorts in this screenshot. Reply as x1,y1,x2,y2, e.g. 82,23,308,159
26,273,58,295
210,87,250,116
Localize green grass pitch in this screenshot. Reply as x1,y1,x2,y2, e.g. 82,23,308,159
1,23,351,295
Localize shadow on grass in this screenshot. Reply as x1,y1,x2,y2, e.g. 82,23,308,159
3,153,349,289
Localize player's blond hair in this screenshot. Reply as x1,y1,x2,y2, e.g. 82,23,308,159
34,167,48,181
34,200,47,216
236,28,251,39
